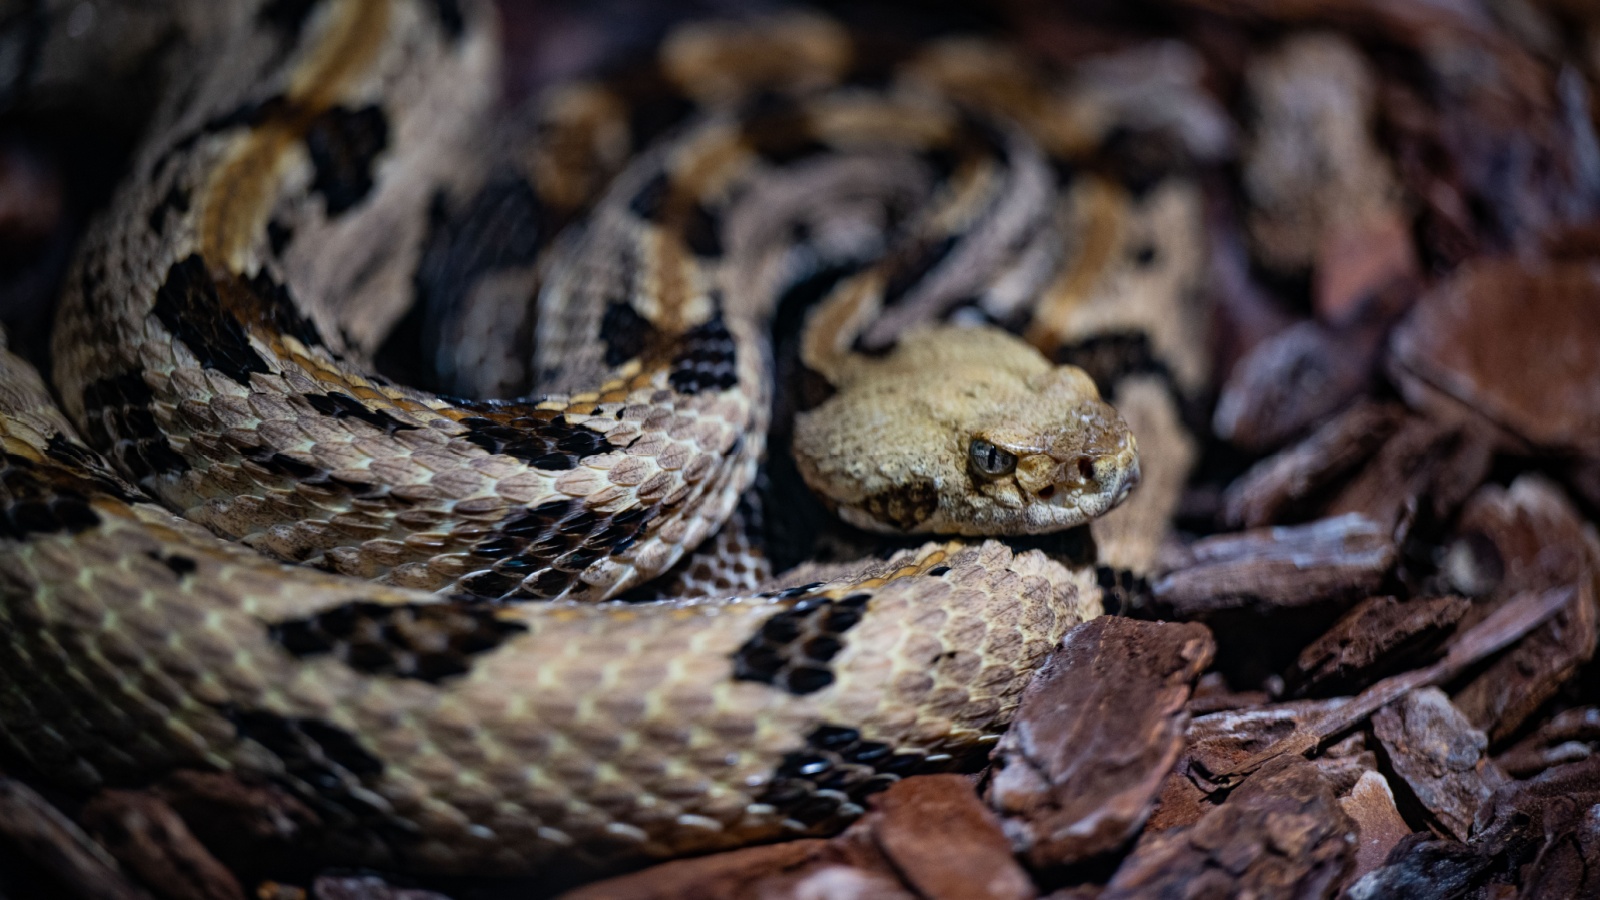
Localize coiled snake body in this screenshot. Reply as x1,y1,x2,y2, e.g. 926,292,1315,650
0,0,1150,877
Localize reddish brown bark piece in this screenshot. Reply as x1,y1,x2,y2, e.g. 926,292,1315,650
1102,757,1355,899
1221,400,1405,529
1324,417,1494,539
1314,210,1418,325
1478,757,1600,892
1370,688,1502,842
1186,672,1271,715
872,775,1035,900
1449,477,1600,741
1497,707,1600,777
1388,261,1600,455
1455,575,1597,744
1150,699,1348,832
80,789,245,900
1151,513,1395,615
1212,321,1381,453
1355,756,1600,898
1337,771,1413,882
1289,595,1468,696
151,771,323,878
0,777,150,900
1196,584,1574,790
986,618,1215,868
557,839,846,900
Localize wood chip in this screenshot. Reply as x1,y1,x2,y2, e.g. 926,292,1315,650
871,775,1035,900
1313,210,1419,325
1221,400,1405,529
1355,756,1600,898
1101,757,1355,899
1370,688,1503,842
557,839,847,900
1449,477,1600,741
1200,584,1574,787
560,776,1021,900
1515,788,1600,899
1151,513,1395,615
80,789,245,900
1337,771,1413,882
1324,417,1494,539
1387,261,1600,455
1342,833,1494,899
986,618,1215,867
1212,321,1381,453
0,777,150,900
1288,595,1468,697
1497,707,1600,777
1149,699,1348,832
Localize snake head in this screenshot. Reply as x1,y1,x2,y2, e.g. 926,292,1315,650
794,326,1140,536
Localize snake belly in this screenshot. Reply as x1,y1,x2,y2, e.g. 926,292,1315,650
0,0,1111,878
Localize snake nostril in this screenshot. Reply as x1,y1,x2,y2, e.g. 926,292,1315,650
1076,457,1096,482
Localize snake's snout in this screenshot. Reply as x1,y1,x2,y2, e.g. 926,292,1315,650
1039,429,1140,515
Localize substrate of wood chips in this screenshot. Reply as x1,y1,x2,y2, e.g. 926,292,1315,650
4,0,1600,897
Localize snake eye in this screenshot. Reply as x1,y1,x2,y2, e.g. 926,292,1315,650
968,438,1017,478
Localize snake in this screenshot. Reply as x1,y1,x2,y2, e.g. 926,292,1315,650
0,0,1158,880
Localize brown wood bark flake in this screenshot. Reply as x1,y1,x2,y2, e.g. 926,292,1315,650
1370,687,1504,842
79,790,245,900
1288,595,1468,697
986,618,1215,868
1151,513,1395,615
1102,757,1355,899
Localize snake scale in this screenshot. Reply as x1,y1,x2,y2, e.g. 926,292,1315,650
0,0,1165,879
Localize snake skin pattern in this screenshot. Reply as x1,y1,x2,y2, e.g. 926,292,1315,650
0,0,1149,878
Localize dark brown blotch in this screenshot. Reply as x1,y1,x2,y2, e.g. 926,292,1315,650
456,410,605,469
0,452,101,539
600,301,658,368
743,101,830,167
256,0,321,40
459,500,656,600
754,723,954,831
861,478,938,531
877,233,959,310
146,184,190,235
147,551,198,578
268,599,526,682
1052,330,1172,400
732,591,870,695
428,0,464,37
152,255,273,386
223,708,410,835
305,105,389,215
668,312,739,395
305,392,414,435
43,434,136,502
79,370,190,481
